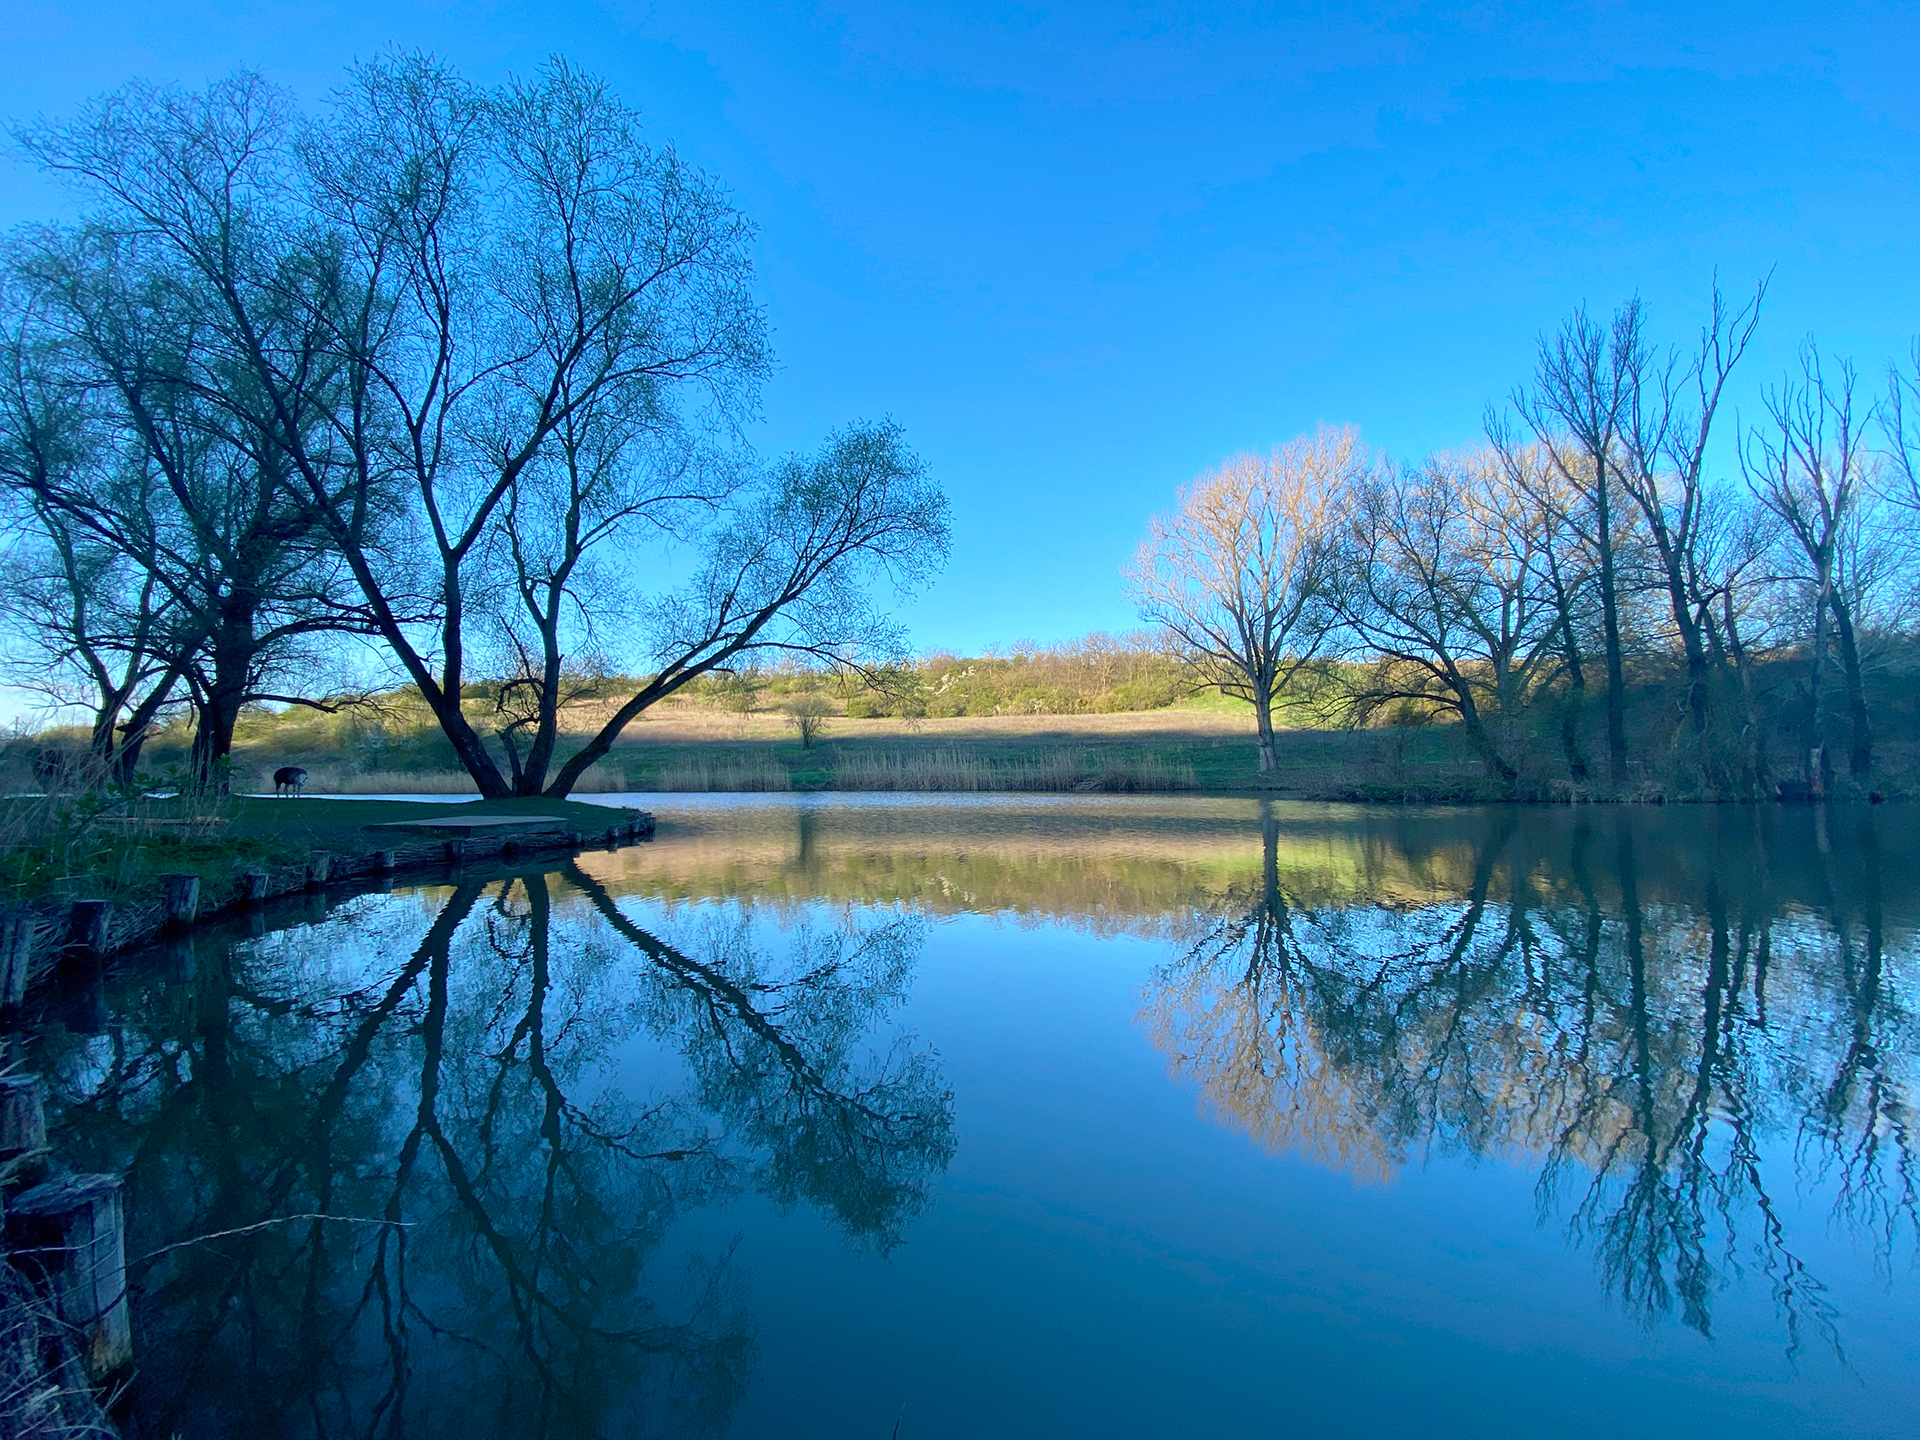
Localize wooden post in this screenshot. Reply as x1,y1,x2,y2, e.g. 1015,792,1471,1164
602,826,618,847
0,907,34,1008
306,853,332,888
373,849,395,872
565,832,583,848
163,873,200,927
445,838,466,864
0,1075,46,1158
240,871,271,902
8,1174,132,1379
67,900,111,955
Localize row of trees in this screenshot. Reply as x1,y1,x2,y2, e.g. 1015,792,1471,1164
0,57,948,796
1133,286,1920,796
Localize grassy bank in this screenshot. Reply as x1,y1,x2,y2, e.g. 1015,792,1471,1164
0,793,638,908
8,637,1919,802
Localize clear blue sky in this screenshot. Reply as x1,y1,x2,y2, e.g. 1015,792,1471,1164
6,1,1918,654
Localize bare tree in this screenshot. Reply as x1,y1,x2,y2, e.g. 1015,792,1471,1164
0,494,182,782
9,101,387,789
16,58,947,798
1334,449,1562,785
1128,428,1361,772
0,294,183,779
1511,305,1646,789
1744,345,1874,792
1615,282,1766,766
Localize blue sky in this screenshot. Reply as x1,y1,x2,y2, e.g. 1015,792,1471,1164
6,1,1918,654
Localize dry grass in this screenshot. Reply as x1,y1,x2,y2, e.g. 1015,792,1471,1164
829,747,1198,793
650,754,794,792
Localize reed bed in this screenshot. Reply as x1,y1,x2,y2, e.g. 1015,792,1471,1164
650,754,795,792
829,747,1198,793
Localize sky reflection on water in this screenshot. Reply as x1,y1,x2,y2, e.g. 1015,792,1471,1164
26,798,1919,1438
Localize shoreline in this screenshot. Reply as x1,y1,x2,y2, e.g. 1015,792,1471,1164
1,803,654,992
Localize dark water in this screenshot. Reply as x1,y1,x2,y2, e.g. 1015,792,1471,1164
24,797,1920,1438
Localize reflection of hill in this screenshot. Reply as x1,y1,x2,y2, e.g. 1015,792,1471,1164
568,798,1920,933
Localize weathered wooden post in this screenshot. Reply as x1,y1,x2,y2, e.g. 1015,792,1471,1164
444,838,466,864
58,902,110,1036
239,871,271,903
373,849,395,873
8,1174,133,1379
0,1075,46,1159
306,853,333,889
602,826,618,847
67,901,111,955
163,873,201,928
0,907,34,1008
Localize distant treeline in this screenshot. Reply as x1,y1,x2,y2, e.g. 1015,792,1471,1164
1132,293,1920,800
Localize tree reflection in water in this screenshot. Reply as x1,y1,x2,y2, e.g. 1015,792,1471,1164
1145,803,1918,1357
37,865,954,1440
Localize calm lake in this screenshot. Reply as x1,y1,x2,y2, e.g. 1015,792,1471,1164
27,796,1920,1438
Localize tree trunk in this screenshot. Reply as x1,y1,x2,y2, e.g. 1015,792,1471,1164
1807,572,1832,800
1254,687,1278,773
1549,559,1588,783
1449,674,1519,785
189,598,257,794
1593,471,1629,789
1721,591,1767,791
1827,589,1873,779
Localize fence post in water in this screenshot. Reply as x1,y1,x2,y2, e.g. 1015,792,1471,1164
7,1174,132,1379
239,871,271,904
374,849,395,873
445,838,466,864
0,1075,46,1160
163,874,200,928
306,853,332,889
0,908,33,1008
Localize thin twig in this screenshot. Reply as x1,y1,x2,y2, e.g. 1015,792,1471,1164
131,1213,411,1267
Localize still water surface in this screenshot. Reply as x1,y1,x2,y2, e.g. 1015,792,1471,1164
28,797,1920,1438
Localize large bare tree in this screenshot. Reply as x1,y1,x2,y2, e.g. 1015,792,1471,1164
1128,427,1361,772
1333,448,1562,785
18,58,947,797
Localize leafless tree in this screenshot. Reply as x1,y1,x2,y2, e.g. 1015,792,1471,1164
15,58,947,798
1128,427,1362,772
1510,304,1646,789
1615,282,1766,765
1334,449,1561,784
1744,345,1874,791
